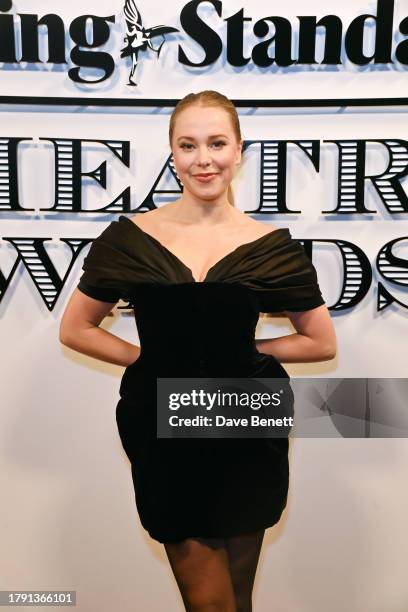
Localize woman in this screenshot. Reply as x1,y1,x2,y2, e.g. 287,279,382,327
60,90,336,612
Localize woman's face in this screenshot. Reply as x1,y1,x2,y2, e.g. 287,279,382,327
171,105,242,201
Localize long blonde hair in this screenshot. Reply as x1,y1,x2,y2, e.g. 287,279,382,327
169,90,242,207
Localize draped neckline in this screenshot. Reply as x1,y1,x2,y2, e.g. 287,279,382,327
118,214,289,284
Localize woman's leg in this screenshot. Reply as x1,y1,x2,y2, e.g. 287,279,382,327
164,536,237,611
224,530,265,612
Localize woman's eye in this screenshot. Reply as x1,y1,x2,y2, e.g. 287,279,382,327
180,141,226,150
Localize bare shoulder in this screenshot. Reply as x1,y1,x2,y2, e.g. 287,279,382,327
239,217,280,240
128,205,172,229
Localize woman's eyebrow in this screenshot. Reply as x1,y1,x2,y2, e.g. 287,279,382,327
177,134,229,141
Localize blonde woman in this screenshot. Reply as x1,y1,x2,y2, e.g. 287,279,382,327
60,90,336,612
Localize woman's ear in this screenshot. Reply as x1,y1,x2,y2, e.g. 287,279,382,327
236,140,243,165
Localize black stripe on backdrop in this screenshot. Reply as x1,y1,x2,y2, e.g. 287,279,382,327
0,96,407,107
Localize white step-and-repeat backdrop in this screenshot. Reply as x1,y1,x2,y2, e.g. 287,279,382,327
1,1,407,610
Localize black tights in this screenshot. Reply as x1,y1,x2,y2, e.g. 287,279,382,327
164,529,265,612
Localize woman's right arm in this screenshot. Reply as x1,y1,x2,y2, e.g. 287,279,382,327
59,288,140,367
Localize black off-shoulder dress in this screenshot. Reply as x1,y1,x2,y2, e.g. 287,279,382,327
77,215,325,543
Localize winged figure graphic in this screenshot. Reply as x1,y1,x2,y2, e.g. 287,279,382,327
121,0,180,86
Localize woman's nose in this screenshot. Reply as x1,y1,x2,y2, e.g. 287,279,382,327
196,146,211,165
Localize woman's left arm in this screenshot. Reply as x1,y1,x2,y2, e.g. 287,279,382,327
255,304,337,363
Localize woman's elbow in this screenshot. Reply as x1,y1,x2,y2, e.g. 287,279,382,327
59,325,72,346
59,320,78,347
322,341,337,361
321,326,337,360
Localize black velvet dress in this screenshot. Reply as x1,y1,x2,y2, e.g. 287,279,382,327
77,215,325,543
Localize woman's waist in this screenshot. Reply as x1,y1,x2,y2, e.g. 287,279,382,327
120,350,289,387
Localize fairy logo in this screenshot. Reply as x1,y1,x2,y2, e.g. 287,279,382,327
121,0,179,86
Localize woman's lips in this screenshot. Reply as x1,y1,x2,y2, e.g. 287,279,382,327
193,173,219,182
